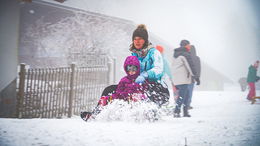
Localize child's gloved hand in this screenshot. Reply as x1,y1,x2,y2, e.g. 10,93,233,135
135,72,148,84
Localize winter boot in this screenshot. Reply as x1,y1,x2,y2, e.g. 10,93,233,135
183,106,191,117
80,111,92,122
173,107,181,118
251,96,257,104
247,95,252,101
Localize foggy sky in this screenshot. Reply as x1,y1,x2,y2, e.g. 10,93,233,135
51,0,260,82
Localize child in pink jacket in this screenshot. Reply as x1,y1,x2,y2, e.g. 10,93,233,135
81,56,147,121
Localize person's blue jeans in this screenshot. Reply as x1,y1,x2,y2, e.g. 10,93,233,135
187,83,195,107
174,84,189,113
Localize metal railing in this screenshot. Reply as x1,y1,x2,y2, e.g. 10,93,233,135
16,63,112,118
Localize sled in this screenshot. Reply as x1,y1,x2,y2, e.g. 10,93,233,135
80,83,170,122
146,82,170,106
251,96,260,104
80,111,92,121
101,85,117,96
101,83,170,106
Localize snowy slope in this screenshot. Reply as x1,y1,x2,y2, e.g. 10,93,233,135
1,91,260,146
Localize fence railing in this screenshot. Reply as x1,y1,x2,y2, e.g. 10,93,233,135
16,63,112,118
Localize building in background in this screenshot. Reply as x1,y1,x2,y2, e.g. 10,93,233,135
1,0,237,117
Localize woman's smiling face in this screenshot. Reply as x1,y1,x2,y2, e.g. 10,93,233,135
133,36,145,49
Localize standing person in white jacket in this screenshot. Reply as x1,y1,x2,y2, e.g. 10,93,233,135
171,54,194,117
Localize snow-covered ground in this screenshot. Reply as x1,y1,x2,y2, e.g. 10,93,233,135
1,91,260,146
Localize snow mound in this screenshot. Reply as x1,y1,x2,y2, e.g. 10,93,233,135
93,99,162,122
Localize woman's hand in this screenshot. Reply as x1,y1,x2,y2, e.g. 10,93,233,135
135,72,148,84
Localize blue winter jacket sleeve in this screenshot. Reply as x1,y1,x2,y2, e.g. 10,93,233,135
132,48,164,82
147,49,164,80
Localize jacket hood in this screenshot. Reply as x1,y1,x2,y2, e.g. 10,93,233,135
174,47,186,58
190,45,197,56
124,56,140,80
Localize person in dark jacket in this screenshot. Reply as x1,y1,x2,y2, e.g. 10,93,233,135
172,40,200,117
174,40,200,84
173,40,200,112
246,60,260,100
186,44,201,109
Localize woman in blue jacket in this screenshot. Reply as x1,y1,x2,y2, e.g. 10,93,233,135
130,24,169,106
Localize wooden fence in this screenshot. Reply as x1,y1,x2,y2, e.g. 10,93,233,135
16,63,112,118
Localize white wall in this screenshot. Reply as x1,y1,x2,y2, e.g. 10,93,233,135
0,0,20,91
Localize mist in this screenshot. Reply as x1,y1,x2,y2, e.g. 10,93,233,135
48,0,260,82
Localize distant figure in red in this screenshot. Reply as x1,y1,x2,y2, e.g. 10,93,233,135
246,60,260,100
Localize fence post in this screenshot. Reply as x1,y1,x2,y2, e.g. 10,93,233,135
16,63,26,118
107,62,112,85
68,63,76,118
113,58,116,84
